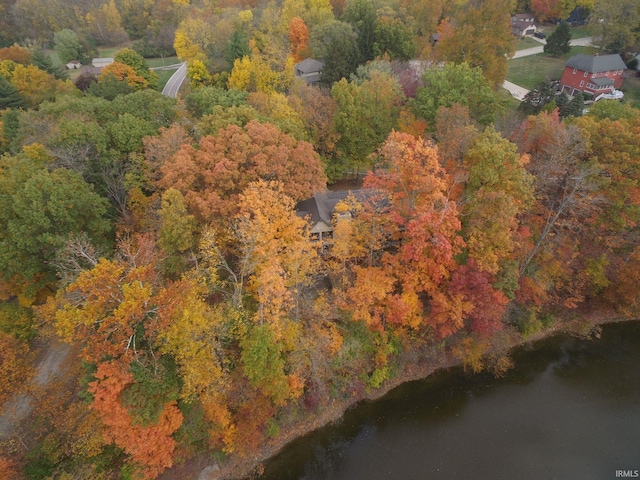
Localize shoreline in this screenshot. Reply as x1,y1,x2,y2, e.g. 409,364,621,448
164,308,635,480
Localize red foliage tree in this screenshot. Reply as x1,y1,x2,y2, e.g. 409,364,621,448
344,132,466,337
448,260,509,335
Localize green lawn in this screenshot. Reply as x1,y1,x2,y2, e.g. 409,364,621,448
507,45,599,90
146,56,179,68
516,37,542,50
156,69,176,91
566,24,598,39
620,75,640,109
539,23,597,39
97,47,127,58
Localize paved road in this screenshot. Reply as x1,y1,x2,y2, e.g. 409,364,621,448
162,62,187,98
512,36,594,58
503,37,594,101
150,63,184,71
503,80,530,101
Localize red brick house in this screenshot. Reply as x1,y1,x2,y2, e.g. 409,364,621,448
559,53,626,98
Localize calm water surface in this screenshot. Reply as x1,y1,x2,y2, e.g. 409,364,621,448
261,321,640,480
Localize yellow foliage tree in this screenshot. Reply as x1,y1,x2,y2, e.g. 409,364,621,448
174,17,213,62
0,60,17,80
228,54,294,93
187,59,212,88
227,55,252,91
174,29,206,62
10,64,76,108
236,180,318,326
156,279,231,400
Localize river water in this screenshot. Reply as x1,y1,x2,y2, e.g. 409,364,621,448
260,320,640,480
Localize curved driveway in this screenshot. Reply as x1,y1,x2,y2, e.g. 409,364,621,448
162,62,187,98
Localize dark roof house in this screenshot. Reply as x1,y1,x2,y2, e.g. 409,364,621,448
296,190,356,238
513,13,535,22
294,58,324,85
511,14,537,37
82,66,103,76
565,53,627,73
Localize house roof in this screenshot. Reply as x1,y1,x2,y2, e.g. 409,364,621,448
513,13,535,22
92,57,114,67
592,77,614,86
83,67,103,75
296,189,373,234
512,20,536,30
294,58,324,74
565,54,626,73
296,190,352,225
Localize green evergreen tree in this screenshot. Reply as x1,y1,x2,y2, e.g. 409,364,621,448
225,30,251,68
565,92,584,117
0,109,21,153
0,75,25,110
556,91,569,116
543,21,572,57
31,50,68,80
520,79,557,115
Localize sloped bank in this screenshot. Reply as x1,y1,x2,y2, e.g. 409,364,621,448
163,305,632,480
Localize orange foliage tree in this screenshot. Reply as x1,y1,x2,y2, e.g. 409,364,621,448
531,0,562,21
343,132,466,337
0,45,31,64
89,360,183,479
158,120,326,222
100,61,149,89
289,17,309,62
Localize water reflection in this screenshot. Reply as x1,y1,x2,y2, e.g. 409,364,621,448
260,321,640,480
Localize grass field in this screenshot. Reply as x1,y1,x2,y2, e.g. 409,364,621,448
506,45,599,90
566,24,598,39
620,75,640,109
146,56,179,68
156,69,177,91
96,47,124,58
516,37,542,50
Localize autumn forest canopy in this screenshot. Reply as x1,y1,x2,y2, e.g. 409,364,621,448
1,0,640,478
